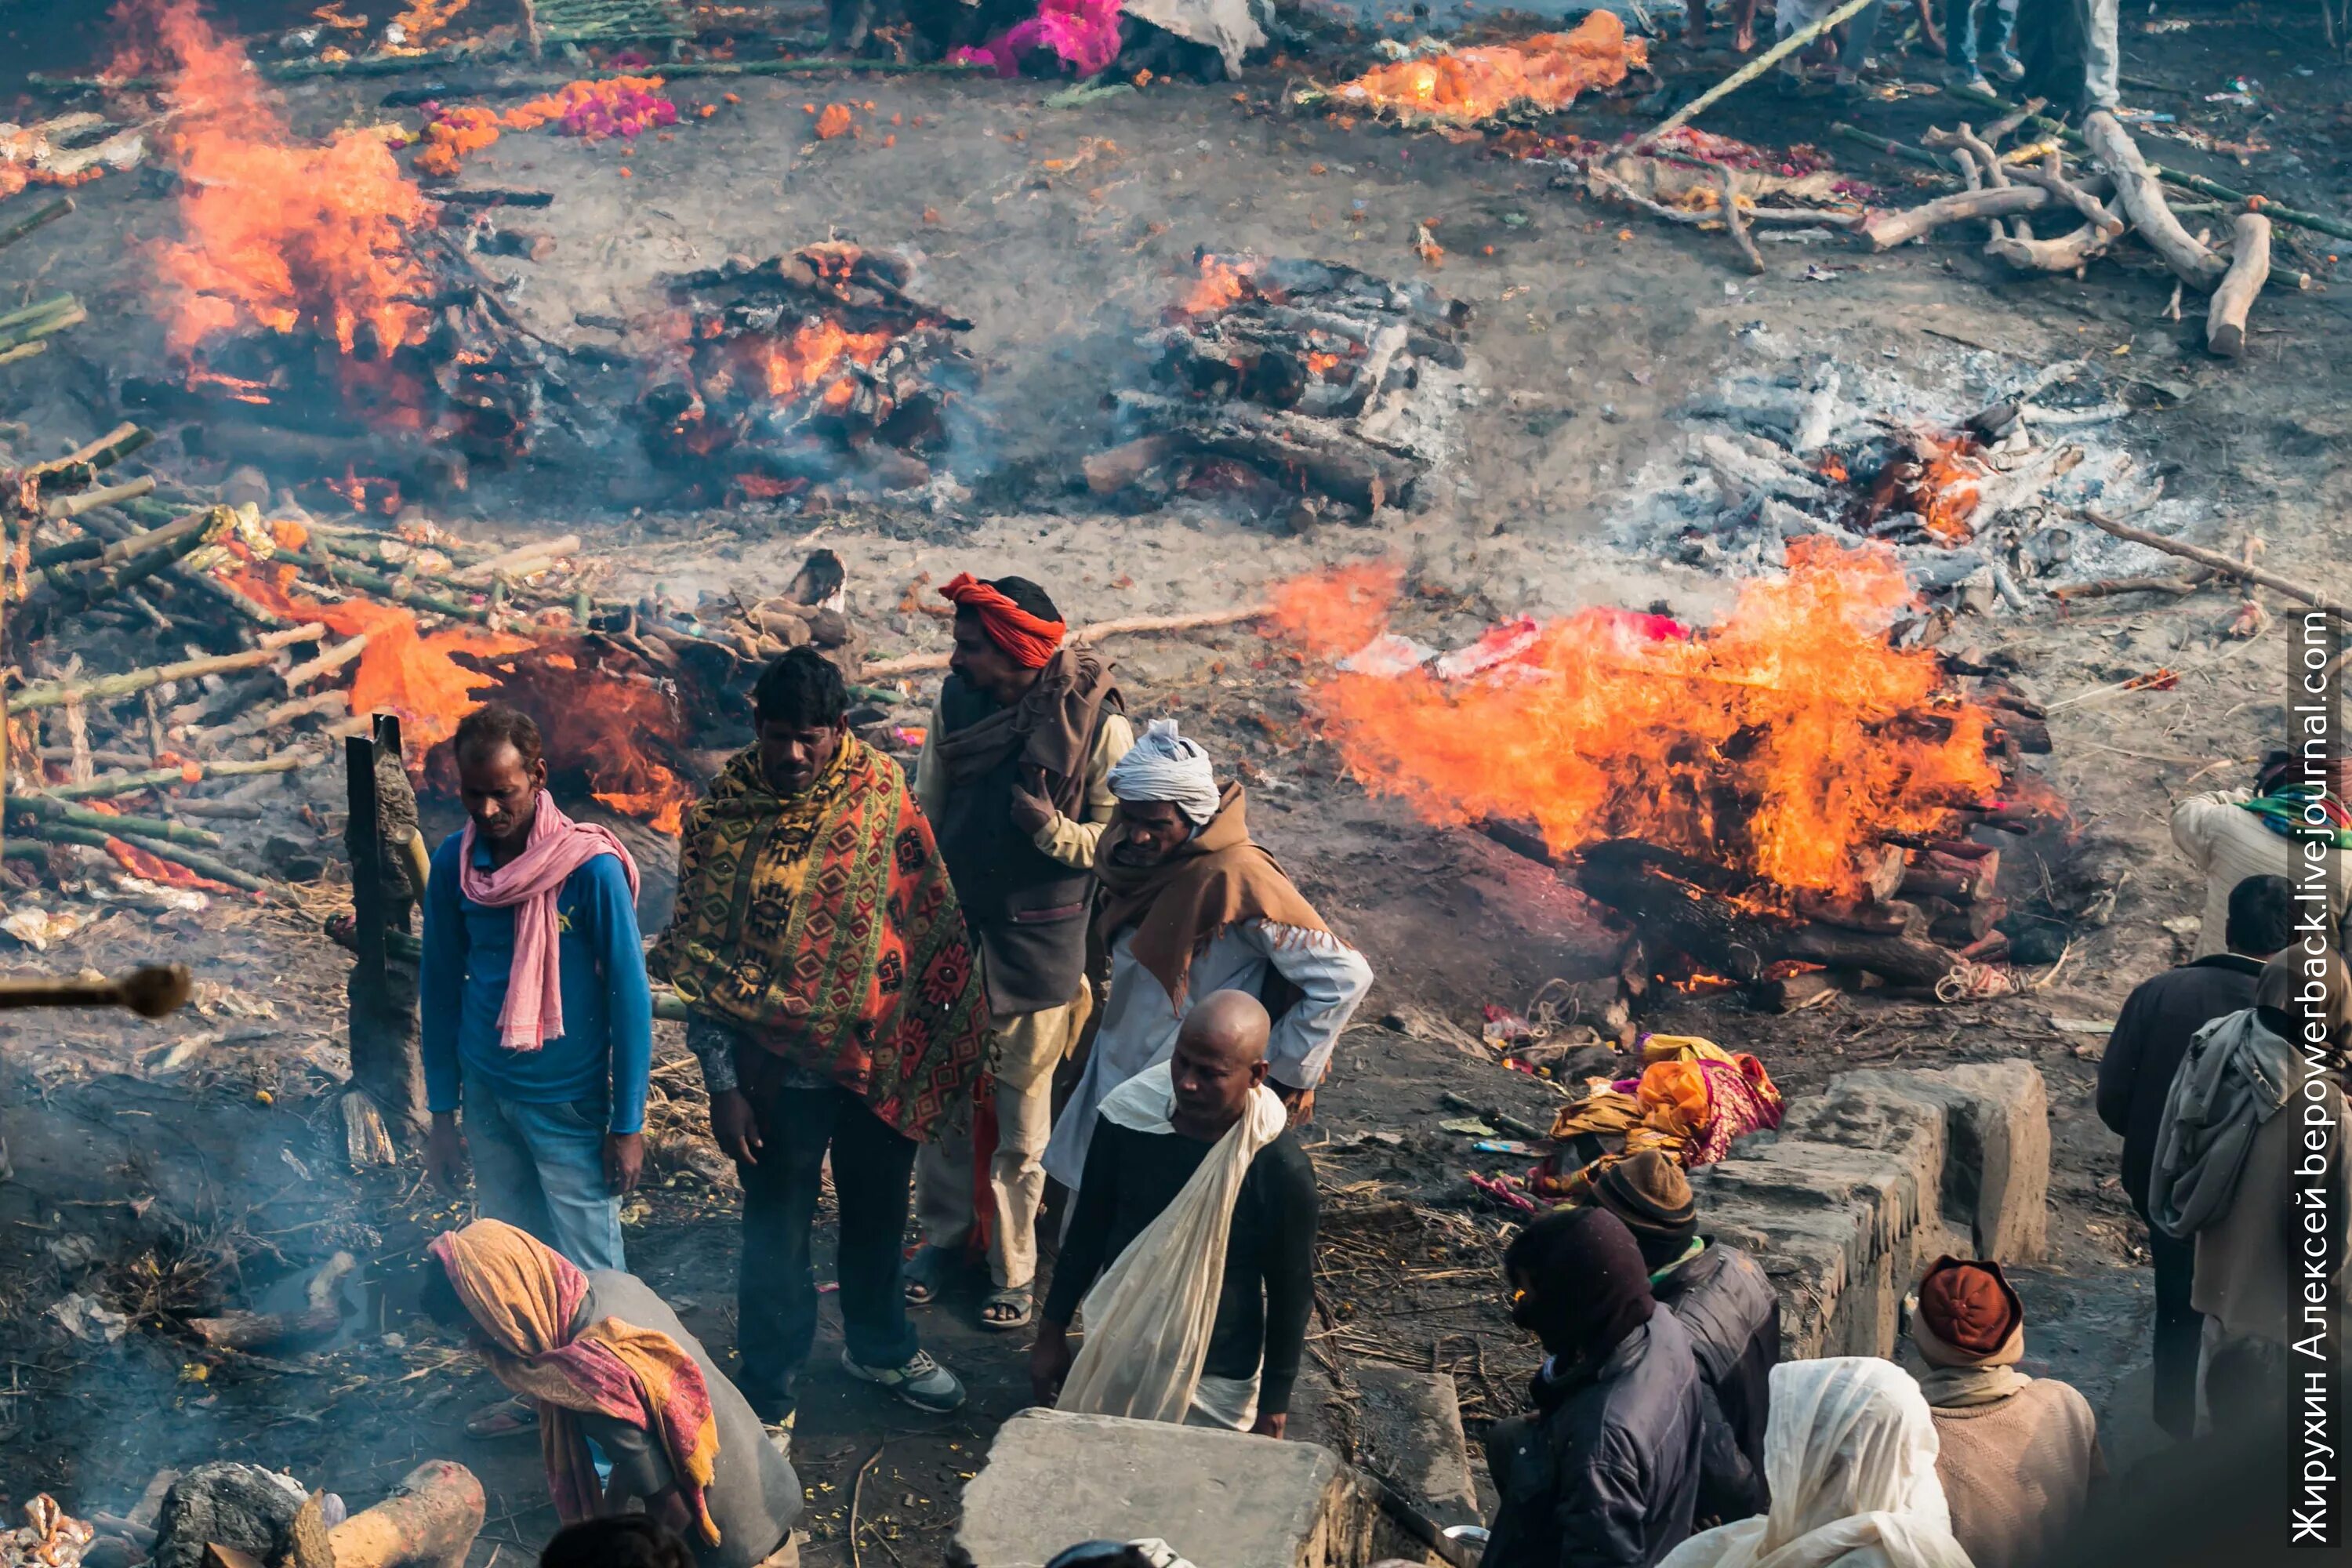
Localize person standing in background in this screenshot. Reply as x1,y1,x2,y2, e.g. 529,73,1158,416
2094,873,2292,1439
2170,752,2352,958
420,702,652,1441
908,572,1133,1333
1043,720,1373,1199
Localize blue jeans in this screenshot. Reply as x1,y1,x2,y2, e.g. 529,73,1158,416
1944,0,2016,65
462,1082,626,1272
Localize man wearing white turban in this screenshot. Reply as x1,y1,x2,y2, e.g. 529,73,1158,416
1043,720,1372,1196
1658,1359,1973,1568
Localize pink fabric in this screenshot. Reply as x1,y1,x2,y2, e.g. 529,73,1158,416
458,792,641,1051
953,0,1123,77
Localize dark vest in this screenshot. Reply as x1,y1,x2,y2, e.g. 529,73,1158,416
932,674,1113,1016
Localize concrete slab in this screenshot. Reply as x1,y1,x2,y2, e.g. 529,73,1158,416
1290,1365,1481,1529
953,1410,1354,1568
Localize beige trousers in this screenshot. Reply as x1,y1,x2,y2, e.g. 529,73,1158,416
913,985,1092,1292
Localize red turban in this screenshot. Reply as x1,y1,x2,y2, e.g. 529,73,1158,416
1917,1256,2023,1356
940,573,1065,668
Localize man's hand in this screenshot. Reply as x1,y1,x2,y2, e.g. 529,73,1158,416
711,1089,764,1167
644,1487,695,1538
1008,764,1056,837
1029,1319,1074,1407
604,1131,647,1196
1250,1411,1288,1439
426,1112,470,1193
1271,1081,1316,1129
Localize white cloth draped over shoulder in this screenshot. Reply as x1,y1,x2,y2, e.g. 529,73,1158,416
1660,1359,1973,1568
1041,918,1372,1190
1054,1062,1288,1425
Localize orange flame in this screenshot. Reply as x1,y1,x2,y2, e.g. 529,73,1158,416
1272,540,2009,900
469,649,699,834
120,0,433,358
757,320,895,402
1268,561,1404,659
1182,256,1251,315
227,567,530,756
390,0,470,41
1331,10,1647,126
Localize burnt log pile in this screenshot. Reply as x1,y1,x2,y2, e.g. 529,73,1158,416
121,220,570,499
1091,252,1472,522
1485,673,2056,1008
638,244,978,503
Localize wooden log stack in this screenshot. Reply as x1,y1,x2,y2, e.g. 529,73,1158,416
1086,252,1472,520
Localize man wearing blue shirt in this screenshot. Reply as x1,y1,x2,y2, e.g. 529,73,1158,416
420,704,654,1283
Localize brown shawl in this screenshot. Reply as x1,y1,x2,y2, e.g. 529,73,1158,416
931,645,1120,815
1091,782,1332,1010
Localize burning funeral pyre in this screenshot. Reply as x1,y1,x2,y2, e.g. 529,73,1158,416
1087,252,1473,524
1271,541,2061,1006
637,245,980,504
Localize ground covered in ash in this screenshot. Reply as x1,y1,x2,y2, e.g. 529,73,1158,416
2,0,2350,1559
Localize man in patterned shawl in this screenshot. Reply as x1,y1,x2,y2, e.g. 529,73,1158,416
652,648,989,1436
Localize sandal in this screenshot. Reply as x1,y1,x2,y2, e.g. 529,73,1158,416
902,1244,958,1307
979,1287,1033,1331
465,1395,539,1439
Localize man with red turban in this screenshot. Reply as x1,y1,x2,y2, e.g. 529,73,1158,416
1908,1256,2103,1568
907,573,1133,1332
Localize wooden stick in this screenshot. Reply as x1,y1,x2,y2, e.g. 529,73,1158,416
1834,122,1955,176
1860,184,2057,249
862,606,1274,678
447,535,579,587
1637,0,1880,143
191,1253,355,1351
2049,568,2216,601
2004,155,2125,236
1947,83,2352,243
2082,111,2224,290
1711,162,1765,275
8,625,325,713
43,476,155,521
285,633,369,690
2080,510,2352,626
0,964,190,1016
10,795,224,847
2206,212,2271,360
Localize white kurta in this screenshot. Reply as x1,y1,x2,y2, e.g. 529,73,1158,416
1042,917,1373,1191
2171,790,2351,958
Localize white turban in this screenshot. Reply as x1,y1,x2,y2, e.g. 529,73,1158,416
1108,718,1221,826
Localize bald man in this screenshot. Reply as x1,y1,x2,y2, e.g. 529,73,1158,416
1033,991,1319,1436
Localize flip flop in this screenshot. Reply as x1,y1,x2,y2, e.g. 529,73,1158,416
979,1287,1033,1331
465,1396,539,1439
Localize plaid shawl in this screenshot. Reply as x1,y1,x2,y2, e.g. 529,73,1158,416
428,1221,720,1542
650,736,989,1143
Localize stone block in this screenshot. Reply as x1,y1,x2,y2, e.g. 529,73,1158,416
1290,1365,1480,1528
1693,1059,2049,1359
953,1410,1362,1568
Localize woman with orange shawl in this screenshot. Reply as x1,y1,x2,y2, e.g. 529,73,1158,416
1532,1036,1785,1203
423,1221,802,1568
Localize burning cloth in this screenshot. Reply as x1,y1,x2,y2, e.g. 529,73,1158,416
428,1221,722,1542
650,738,990,1143
1533,1036,1784,1200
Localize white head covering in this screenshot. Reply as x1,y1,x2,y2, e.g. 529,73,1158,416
1657,1359,1972,1568
1107,718,1221,826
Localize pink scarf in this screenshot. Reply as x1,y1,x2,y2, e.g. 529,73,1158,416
459,792,641,1052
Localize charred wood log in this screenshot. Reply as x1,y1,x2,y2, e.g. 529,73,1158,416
189,1253,355,1352
1112,390,1424,511
2206,212,2271,359
1573,840,1963,989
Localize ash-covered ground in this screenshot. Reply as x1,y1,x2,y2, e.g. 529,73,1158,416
2,0,2350,1559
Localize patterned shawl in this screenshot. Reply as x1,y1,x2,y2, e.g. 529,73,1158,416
428,1221,720,1542
650,736,989,1143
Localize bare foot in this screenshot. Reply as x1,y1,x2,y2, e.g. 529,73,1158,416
1733,20,1755,49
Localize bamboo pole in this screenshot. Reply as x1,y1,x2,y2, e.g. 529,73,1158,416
862,605,1272,677
19,750,321,804
0,965,191,1016
2080,510,2352,626
8,795,223,847
274,549,488,622
15,819,273,892
0,197,74,252
8,625,325,713
1834,122,1955,176
22,423,152,488
0,294,77,334
44,477,156,521
1637,0,1880,144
